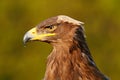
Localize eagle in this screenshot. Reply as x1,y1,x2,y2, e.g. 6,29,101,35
23,15,109,80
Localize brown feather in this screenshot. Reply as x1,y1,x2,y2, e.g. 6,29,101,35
43,22,109,80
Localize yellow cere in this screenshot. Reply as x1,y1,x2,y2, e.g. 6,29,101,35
31,33,56,40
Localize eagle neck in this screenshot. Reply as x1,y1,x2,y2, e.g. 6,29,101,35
44,40,108,80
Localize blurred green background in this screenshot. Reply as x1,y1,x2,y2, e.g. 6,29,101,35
0,0,120,80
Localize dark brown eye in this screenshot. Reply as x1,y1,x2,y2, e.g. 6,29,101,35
45,25,53,29
45,25,57,31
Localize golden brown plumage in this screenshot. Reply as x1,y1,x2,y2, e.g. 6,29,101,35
23,15,109,80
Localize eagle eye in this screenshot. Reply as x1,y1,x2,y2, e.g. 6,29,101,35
45,25,57,32
45,25,52,28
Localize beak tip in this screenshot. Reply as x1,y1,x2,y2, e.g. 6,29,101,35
23,37,30,44
23,32,32,44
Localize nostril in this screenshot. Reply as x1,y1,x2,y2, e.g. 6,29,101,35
32,32,35,34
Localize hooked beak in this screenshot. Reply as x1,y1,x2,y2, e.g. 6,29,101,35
23,27,37,44
23,27,56,44
23,32,33,44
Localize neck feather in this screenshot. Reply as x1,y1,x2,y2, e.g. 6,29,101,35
44,27,108,80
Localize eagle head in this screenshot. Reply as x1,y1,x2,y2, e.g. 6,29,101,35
23,15,84,44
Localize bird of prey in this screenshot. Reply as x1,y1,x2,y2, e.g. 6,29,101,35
23,15,109,80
